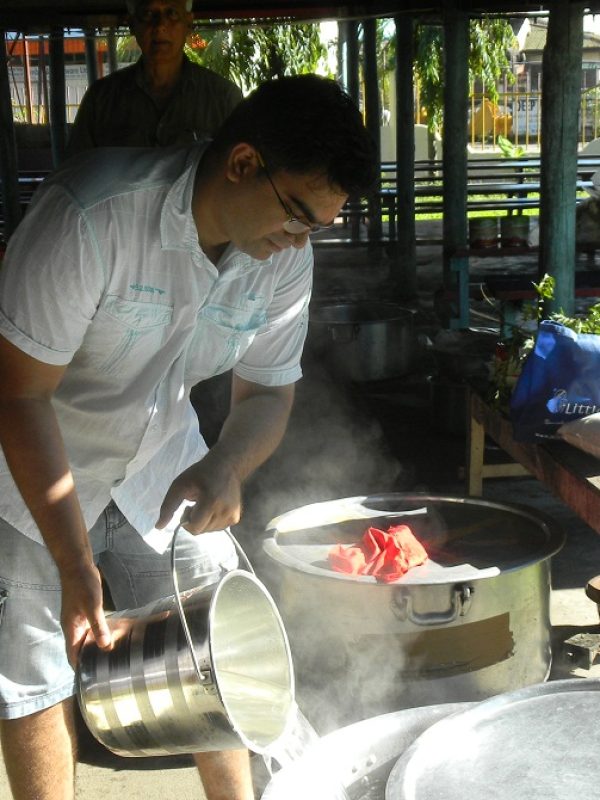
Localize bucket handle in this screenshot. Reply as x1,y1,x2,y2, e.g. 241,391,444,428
169,521,255,684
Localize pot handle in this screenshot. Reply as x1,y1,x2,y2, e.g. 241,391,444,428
330,323,360,343
390,584,474,626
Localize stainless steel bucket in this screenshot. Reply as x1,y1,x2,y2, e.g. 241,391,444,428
76,550,295,757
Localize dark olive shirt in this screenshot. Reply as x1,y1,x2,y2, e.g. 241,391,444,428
66,56,242,156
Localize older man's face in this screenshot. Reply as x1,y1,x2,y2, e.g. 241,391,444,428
130,0,192,66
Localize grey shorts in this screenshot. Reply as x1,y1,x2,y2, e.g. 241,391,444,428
0,502,237,719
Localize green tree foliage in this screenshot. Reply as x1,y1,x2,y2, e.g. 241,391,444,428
186,23,328,94
412,18,516,133
413,24,444,133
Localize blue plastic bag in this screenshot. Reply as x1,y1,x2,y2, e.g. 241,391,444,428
510,320,600,442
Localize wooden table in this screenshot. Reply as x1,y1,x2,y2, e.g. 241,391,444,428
466,390,600,536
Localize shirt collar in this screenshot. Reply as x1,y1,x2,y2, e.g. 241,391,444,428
134,54,194,94
160,144,206,252
159,142,274,274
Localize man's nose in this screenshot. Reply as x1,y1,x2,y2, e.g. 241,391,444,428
147,11,172,26
291,231,310,249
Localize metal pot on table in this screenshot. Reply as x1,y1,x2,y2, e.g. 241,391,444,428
308,301,417,382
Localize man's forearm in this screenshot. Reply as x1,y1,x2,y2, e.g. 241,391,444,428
0,396,92,572
210,381,295,482
156,380,295,531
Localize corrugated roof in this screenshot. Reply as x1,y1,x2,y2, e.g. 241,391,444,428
3,1,600,33
522,18,600,53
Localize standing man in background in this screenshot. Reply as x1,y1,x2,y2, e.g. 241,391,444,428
66,0,243,155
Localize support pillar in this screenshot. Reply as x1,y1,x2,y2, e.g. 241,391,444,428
107,28,118,75
338,19,361,241
48,27,67,167
393,14,417,298
0,29,22,238
345,20,360,108
442,5,469,281
363,17,382,244
84,28,98,86
539,1,585,316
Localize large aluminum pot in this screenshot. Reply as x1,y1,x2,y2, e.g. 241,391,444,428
77,569,294,757
261,702,473,800
308,302,417,381
261,494,564,733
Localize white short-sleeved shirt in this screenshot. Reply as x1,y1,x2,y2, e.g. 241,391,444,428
0,144,312,544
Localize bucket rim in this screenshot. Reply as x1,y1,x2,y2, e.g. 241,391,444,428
205,568,296,753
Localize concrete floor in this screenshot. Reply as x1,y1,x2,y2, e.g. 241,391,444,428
3,227,600,797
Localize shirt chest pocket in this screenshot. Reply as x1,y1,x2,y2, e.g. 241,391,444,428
86,296,173,375
185,299,268,381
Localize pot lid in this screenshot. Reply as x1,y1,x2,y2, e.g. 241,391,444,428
263,494,565,584
309,302,414,324
385,678,600,800
261,703,473,800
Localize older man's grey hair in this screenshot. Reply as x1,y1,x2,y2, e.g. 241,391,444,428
126,0,193,13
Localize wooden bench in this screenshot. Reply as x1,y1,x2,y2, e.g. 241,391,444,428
316,155,600,248
466,390,600,536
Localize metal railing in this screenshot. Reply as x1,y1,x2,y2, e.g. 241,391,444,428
466,87,600,151
11,85,600,151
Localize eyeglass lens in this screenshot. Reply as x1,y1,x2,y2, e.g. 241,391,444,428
137,7,184,24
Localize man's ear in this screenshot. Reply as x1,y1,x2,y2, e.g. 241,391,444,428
226,143,260,184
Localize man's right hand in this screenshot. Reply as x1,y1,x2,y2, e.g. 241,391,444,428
59,561,113,668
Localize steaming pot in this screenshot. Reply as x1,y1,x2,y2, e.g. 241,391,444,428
261,493,564,734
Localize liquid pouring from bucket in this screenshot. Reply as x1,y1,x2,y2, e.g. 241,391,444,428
76,521,296,757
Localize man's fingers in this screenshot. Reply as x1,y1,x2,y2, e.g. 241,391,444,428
67,616,112,669
90,617,113,651
155,488,182,529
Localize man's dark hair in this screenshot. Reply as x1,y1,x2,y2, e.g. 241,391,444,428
212,74,378,197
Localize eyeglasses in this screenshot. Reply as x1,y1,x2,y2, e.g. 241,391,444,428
135,6,186,24
256,151,332,235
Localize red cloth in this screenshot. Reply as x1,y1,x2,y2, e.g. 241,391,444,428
328,524,428,583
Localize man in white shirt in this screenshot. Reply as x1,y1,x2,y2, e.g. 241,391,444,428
0,75,377,800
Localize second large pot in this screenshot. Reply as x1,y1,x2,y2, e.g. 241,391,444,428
308,302,417,382
261,493,565,733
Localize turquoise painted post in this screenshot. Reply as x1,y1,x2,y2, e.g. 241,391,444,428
539,2,585,317
442,4,470,327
